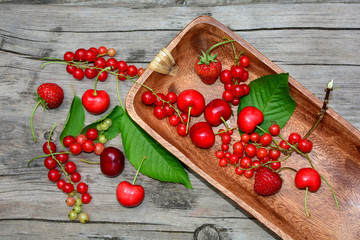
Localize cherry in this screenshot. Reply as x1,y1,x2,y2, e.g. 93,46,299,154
237,106,264,133
189,122,215,149
295,168,321,192
100,147,125,177
298,139,313,153
177,89,205,117
204,99,232,126
43,142,56,154
82,89,110,115
116,157,146,207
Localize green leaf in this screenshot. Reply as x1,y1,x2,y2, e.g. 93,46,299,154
60,94,85,147
120,110,193,189
81,105,122,141
239,73,296,133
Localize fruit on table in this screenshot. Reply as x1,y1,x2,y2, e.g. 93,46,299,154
100,147,125,177
204,98,232,126
237,106,264,133
254,167,282,196
190,122,215,149
82,89,110,114
295,168,321,192
116,181,145,207
195,53,222,85
177,89,205,117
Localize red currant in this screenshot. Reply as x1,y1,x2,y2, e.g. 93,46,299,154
249,132,260,142
240,133,250,143
270,161,281,170
85,49,97,62
240,156,252,168
69,142,82,155
288,132,302,145
279,140,290,150
297,139,313,153
48,169,61,182
66,65,76,74
65,161,77,174
219,158,228,167
63,135,76,148
73,68,85,80
220,69,232,84
256,148,268,159
215,150,225,159
74,48,86,62
56,151,69,164
165,92,177,104
154,93,166,107
260,133,272,147
106,58,118,70
85,68,98,79
239,55,250,67
98,46,107,55
81,193,92,204
64,51,75,62
75,134,87,145
94,57,106,69
117,60,128,72
244,144,257,158
269,124,280,136
169,114,181,126
235,167,245,175
222,90,234,102
153,106,166,119
71,172,81,183
229,154,240,164
77,182,88,194
93,143,105,155
127,65,138,77
269,149,281,159
142,91,155,105
44,156,57,170
43,142,56,154
86,128,99,141
244,169,254,178
63,183,74,193
233,141,244,154
82,139,95,153
176,123,188,136
57,179,66,190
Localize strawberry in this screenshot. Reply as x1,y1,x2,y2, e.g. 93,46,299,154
195,52,222,85
194,39,235,85
36,83,64,109
31,83,64,142
254,167,282,196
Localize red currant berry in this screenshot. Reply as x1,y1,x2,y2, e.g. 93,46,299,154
221,134,231,145
256,148,268,159
66,65,76,74
180,113,190,124
127,65,138,77
279,140,290,150
229,154,240,164
98,46,107,55
239,56,250,67
65,161,77,174
97,71,108,82
43,142,56,154
86,128,99,141
77,182,88,194
107,48,116,57
220,69,232,84
93,143,105,155
215,150,225,159
69,142,82,155
71,172,81,183
219,158,228,167
56,151,69,164
231,65,245,79
85,67,98,79
48,169,61,182
244,169,254,178
240,84,250,96
240,70,249,82
82,139,95,153
165,92,177,104
163,104,175,116
118,71,127,81
63,135,76,148
231,85,244,98
224,152,231,159
63,183,74,193
240,133,250,143
57,179,66,190
233,141,244,154
94,57,106,69
85,49,97,62
240,156,252,168
249,132,260,142
137,67,145,76
153,106,166,120
270,161,281,170
177,123,188,136
81,193,92,204
288,132,302,145
142,91,155,105
297,139,313,153
64,51,75,62
73,68,85,80
231,97,240,106
269,149,281,159
224,82,234,91
235,167,245,175
106,58,118,70
75,134,87,145
169,114,181,126
117,60,128,72
221,143,230,151
154,93,166,107
251,160,261,170
261,155,270,164
260,133,272,147
244,144,257,158
44,156,57,170
74,48,86,62
222,90,234,102
269,124,280,136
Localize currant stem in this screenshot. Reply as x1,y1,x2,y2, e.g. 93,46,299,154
305,187,311,218
81,159,100,164
28,151,72,168
31,100,42,142
132,156,146,185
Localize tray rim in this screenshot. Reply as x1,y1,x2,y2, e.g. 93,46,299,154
125,15,360,240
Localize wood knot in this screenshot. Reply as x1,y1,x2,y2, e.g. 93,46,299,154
194,224,220,240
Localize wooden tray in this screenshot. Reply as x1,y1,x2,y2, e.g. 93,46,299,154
125,16,360,240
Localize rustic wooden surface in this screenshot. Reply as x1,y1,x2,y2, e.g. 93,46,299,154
0,1,359,240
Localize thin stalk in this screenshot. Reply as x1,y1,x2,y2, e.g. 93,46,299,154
133,156,146,185
31,101,42,142
320,174,340,210
305,187,311,218
28,151,71,168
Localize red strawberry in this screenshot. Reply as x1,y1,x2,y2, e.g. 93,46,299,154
37,83,64,109
194,39,235,85
254,167,282,196
31,83,64,142
195,54,222,85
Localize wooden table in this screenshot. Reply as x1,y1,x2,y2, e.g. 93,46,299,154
0,1,359,239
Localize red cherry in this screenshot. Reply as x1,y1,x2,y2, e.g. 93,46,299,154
82,89,110,115
116,181,145,207
189,122,215,149
100,147,125,177
295,168,321,192
177,89,205,117
204,99,232,126
237,106,264,133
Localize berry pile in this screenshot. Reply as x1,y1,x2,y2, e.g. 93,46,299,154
63,46,144,82
63,118,112,155
41,140,91,223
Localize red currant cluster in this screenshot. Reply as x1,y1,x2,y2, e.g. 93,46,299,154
220,55,251,105
215,123,314,179
63,46,144,81
42,141,91,223
63,118,112,155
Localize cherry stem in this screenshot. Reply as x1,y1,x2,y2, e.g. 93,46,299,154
206,39,235,55
276,166,297,173
93,68,108,95
116,78,125,111
304,187,311,218
133,156,146,185
320,174,340,210
81,159,100,164
220,116,229,129
28,151,72,168
186,107,192,133
303,79,334,139
31,100,42,142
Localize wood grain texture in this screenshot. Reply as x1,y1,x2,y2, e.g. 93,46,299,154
0,2,359,240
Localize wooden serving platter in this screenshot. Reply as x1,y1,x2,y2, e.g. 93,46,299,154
125,16,360,240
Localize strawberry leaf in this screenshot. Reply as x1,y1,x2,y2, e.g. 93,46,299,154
238,73,296,133
120,109,193,189
81,105,122,141
60,93,85,147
